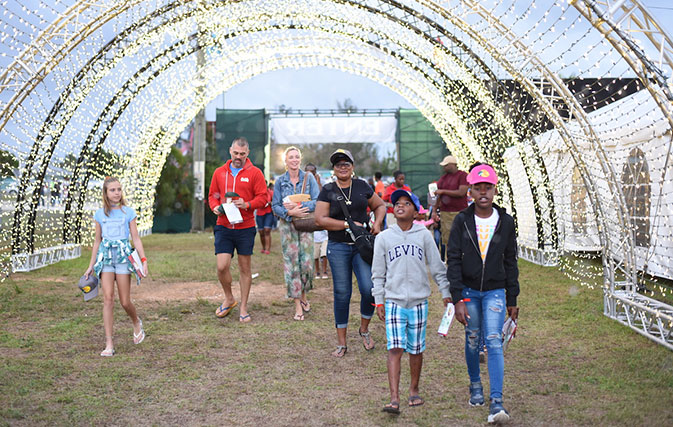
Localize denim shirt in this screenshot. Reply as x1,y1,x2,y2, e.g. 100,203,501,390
272,170,319,221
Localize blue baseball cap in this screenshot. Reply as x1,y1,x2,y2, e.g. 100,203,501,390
390,189,421,212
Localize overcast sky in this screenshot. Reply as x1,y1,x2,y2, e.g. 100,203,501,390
204,68,413,119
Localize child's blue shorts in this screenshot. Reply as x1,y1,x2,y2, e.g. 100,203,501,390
385,300,428,354
100,247,130,275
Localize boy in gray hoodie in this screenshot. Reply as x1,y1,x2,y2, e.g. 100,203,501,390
372,189,451,415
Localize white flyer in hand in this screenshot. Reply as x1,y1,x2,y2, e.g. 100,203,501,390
502,317,517,352
428,182,438,197
128,250,146,278
221,202,243,224
437,303,455,336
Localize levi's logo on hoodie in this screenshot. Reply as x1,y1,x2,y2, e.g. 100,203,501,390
240,177,249,182
387,244,424,262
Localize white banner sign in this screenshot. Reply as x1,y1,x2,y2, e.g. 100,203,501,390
271,116,397,144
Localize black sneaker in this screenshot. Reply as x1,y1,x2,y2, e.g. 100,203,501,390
488,398,510,424
469,382,484,406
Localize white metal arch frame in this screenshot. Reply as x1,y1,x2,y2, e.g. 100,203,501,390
9,0,544,252
439,0,673,348
0,0,672,348
570,0,673,347
573,0,673,115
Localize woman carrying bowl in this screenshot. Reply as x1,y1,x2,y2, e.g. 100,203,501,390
272,146,320,320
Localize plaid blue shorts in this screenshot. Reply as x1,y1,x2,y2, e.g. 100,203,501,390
385,300,428,354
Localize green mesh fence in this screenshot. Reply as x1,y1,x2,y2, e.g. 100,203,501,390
215,109,267,174
209,108,268,228
212,108,445,208
397,109,449,206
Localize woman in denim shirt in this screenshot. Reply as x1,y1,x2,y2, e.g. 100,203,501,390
272,147,319,321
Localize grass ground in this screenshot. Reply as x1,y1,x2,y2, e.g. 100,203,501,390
1,231,672,426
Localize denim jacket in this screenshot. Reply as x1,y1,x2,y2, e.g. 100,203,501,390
272,170,319,221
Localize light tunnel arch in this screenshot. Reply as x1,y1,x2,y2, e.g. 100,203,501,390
2,0,673,349
9,0,565,258
0,1,624,276
100,34,510,227
0,0,636,260
3,0,562,224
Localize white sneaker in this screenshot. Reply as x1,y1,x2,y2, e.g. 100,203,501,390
487,399,510,424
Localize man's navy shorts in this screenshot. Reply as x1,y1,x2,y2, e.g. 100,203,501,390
256,212,274,230
214,225,256,255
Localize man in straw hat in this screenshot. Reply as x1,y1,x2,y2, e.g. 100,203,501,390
432,155,468,250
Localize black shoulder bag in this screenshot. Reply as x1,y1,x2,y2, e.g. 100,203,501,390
333,185,375,265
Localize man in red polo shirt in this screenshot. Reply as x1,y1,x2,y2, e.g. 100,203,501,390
208,137,268,323
433,155,468,249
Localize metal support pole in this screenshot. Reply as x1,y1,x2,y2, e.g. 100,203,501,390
264,109,271,181
191,47,206,231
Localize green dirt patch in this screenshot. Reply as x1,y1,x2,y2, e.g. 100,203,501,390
1,232,672,426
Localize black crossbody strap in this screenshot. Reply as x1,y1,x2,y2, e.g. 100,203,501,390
332,184,359,241
332,184,354,222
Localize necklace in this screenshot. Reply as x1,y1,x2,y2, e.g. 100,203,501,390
289,169,299,186
337,180,353,205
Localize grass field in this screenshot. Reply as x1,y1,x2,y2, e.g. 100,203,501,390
1,232,672,426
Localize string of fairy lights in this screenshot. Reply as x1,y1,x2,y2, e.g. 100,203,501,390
444,0,664,294
0,0,672,312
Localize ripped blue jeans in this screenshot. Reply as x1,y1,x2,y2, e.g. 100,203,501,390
462,287,506,400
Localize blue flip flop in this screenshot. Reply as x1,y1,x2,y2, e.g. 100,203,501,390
215,301,238,318
239,314,251,323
